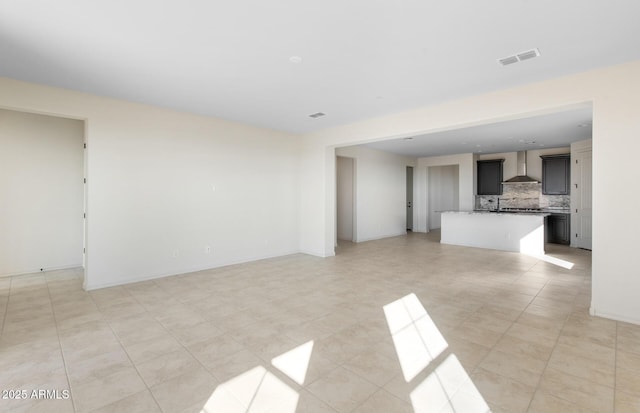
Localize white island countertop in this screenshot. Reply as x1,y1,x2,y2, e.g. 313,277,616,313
440,210,548,255
440,210,551,216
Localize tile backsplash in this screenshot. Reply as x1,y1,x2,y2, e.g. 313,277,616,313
476,183,570,210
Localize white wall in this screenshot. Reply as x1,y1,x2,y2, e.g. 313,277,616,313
336,146,415,242
299,142,333,256
0,77,300,289
300,60,640,325
336,156,354,241
0,109,84,276
86,116,300,289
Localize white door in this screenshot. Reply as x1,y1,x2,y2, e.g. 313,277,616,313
572,149,592,249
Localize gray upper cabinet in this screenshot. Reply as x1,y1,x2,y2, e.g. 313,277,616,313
477,159,504,195
541,154,570,195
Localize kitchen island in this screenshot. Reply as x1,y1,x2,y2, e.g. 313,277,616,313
441,210,550,255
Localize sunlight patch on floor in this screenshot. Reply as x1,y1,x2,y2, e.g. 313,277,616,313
528,253,575,269
271,340,314,385
410,355,490,413
384,293,448,382
201,365,299,413
201,341,314,412
384,293,491,412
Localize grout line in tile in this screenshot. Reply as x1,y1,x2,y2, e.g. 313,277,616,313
45,271,78,413
85,289,165,413
469,273,576,412
470,275,549,376
523,287,611,413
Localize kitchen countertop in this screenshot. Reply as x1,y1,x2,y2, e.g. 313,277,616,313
441,210,551,216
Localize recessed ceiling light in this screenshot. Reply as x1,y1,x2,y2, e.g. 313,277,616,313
308,112,325,118
289,56,303,64
403,137,414,140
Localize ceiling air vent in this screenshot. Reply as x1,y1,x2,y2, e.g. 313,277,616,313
498,48,540,66
309,112,325,118
517,49,540,61
498,56,519,66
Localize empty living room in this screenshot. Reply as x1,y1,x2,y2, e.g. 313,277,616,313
1,1,640,412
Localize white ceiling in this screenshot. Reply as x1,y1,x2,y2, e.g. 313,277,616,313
1,1,639,133
364,106,592,158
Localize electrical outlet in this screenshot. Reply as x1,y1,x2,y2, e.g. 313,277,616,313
205,246,211,254
172,249,179,258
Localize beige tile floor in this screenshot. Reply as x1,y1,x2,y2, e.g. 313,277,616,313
1,231,639,412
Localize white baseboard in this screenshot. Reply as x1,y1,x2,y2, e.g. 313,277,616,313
298,249,335,258
84,249,302,291
590,305,640,326
356,231,408,243
0,263,83,279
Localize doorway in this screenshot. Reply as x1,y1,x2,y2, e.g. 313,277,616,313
336,156,355,242
572,144,592,250
406,166,414,231
428,165,459,230
0,108,85,276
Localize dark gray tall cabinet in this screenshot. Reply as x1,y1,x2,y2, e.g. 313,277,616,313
477,159,504,195
541,154,570,195
541,154,571,244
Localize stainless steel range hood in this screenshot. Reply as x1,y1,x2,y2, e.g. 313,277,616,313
503,151,539,184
